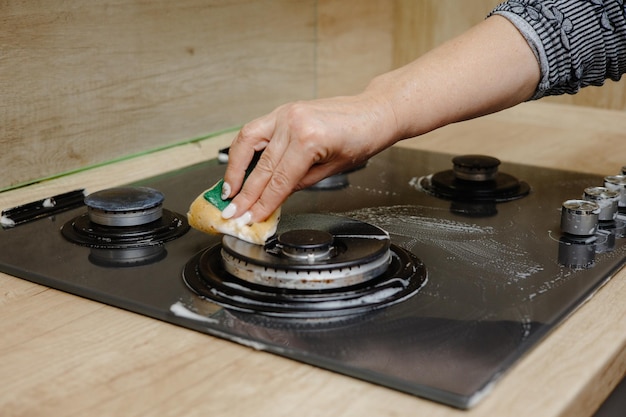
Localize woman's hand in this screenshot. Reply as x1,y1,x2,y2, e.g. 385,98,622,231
221,92,400,222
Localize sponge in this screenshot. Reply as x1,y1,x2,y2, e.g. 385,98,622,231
187,153,280,245
187,181,280,245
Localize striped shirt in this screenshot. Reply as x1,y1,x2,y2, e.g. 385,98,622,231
490,0,626,99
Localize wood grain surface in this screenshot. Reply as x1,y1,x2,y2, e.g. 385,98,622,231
0,0,317,189
1,102,625,417
317,0,393,97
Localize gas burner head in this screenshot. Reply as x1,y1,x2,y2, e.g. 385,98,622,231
277,229,335,261
419,154,531,203
221,217,391,290
183,214,427,317
84,186,165,227
61,186,189,251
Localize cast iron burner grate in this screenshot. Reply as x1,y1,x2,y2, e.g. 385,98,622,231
183,214,427,317
61,210,189,249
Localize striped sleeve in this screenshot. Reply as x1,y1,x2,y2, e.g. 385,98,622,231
489,0,626,99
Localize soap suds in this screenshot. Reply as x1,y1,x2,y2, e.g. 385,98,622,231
340,205,544,284
170,301,218,324
0,215,16,228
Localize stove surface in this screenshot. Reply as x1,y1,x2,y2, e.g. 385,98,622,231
1,148,624,409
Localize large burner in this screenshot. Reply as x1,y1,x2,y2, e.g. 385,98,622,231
183,214,427,317
221,216,391,290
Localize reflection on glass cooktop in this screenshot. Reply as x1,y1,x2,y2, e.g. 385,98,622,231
0,148,624,409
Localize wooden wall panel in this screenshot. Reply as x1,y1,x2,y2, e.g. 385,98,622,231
316,0,394,97
392,0,501,68
0,0,316,190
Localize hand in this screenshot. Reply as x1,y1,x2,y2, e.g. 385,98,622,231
221,93,399,222
219,15,540,223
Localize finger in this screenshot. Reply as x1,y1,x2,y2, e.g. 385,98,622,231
223,119,296,220
222,115,275,198
247,137,322,221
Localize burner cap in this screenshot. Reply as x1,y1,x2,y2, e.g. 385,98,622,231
85,186,164,227
452,155,500,181
278,229,334,260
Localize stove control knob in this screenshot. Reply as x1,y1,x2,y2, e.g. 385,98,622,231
604,175,626,207
582,186,620,221
560,199,600,237
558,238,596,269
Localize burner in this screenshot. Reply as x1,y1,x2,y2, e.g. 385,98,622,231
84,186,165,226
419,154,531,202
183,214,427,317
61,186,189,249
220,218,391,290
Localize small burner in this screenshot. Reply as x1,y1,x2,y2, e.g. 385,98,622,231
61,186,189,250
85,187,164,227
183,214,427,317
419,154,530,203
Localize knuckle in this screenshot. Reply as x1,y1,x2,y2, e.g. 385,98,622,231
254,198,276,219
253,153,277,175
237,123,257,142
268,170,292,192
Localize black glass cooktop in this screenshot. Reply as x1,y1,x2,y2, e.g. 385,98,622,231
1,148,624,409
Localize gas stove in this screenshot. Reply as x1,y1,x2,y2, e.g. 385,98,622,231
1,148,625,409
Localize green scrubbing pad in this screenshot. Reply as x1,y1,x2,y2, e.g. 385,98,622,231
202,150,262,211
203,179,230,211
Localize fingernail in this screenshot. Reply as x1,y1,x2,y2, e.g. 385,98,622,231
221,203,236,219
221,181,231,200
235,211,253,225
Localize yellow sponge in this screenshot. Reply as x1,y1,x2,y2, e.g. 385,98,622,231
187,179,280,245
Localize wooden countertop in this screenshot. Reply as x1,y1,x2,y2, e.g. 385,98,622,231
1,102,625,417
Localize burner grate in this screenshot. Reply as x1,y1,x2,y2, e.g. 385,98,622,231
183,242,427,318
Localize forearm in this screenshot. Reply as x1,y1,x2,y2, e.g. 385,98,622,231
364,15,540,143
